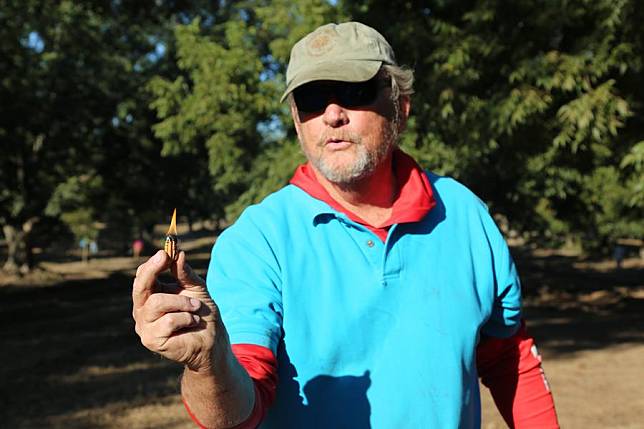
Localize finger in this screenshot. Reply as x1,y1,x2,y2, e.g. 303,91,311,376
171,251,206,288
142,312,201,347
134,280,180,321
154,279,182,295
141,293,202,323
132,250,171,309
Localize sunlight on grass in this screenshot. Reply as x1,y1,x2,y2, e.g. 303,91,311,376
47,361,171,384
43,396,194,429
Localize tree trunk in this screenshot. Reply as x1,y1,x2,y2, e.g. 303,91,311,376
2,218,37,274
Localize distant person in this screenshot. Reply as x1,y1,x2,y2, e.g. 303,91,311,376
89,240,98,259
79,237,88,263
613,244,626,268
132,22,559,428
132,239,144,258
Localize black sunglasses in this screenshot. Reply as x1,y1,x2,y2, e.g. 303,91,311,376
293,78,386,114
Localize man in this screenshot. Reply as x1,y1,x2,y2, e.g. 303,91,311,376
133,22,559,428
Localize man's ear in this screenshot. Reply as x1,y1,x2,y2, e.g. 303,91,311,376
290,100,303,136
398,95,411,132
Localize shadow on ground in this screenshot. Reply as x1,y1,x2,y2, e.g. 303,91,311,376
0,238,215,428
0,273,186,428
511,246,644,357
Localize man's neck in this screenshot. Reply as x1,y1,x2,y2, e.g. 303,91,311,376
311,153,398,227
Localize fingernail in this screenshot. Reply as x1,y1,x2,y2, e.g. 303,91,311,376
190,298,201,309
192,314,200,324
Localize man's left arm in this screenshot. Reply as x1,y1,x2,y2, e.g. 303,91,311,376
474,200,559,428
477,321,559,428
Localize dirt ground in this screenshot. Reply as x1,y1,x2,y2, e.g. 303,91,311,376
1,228,643,429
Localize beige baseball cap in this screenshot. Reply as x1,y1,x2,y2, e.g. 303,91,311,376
280,22,397,102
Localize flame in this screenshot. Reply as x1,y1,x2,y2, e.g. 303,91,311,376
166,208,177,235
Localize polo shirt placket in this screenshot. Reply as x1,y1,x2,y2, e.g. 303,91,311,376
316,211,403,288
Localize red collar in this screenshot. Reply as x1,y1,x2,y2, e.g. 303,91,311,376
289,150,436,241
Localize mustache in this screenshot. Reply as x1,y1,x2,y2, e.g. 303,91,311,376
316,131,363,147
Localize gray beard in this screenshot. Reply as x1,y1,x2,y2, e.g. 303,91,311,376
313,139,374,185
303,121,399,187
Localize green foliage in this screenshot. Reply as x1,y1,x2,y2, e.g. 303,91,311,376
0,0,223,264
344,0,644,250
227,139,306,219
148,0,344,222
150,18,269,196
46,174,103,241
2,0,642,264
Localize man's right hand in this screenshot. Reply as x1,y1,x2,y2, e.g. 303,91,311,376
132,250,222,373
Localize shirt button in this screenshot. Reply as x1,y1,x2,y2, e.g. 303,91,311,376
366,239,375,247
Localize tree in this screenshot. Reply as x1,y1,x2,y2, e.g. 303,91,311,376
0,0,221,272
343,0,644,250
149,0,345,221
4,0,640,273
0,1,112,271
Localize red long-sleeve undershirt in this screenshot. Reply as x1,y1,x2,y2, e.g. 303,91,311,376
184,152,558,428
477,322,559,428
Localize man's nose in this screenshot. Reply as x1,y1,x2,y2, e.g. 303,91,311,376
322,100,349,127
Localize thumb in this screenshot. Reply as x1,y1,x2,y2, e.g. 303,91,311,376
171,251,206,289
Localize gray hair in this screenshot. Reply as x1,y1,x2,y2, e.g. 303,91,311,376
380,64,415,102
378,64,414,128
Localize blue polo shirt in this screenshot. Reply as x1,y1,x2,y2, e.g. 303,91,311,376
206,172,522,428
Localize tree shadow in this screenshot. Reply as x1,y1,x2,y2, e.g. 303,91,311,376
511,246,644,357
0,273,185,427
0,268,374,427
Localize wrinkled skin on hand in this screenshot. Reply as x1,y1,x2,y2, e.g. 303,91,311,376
132,250,223,373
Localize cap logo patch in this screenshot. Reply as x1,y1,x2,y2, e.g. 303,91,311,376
306,29,336,56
